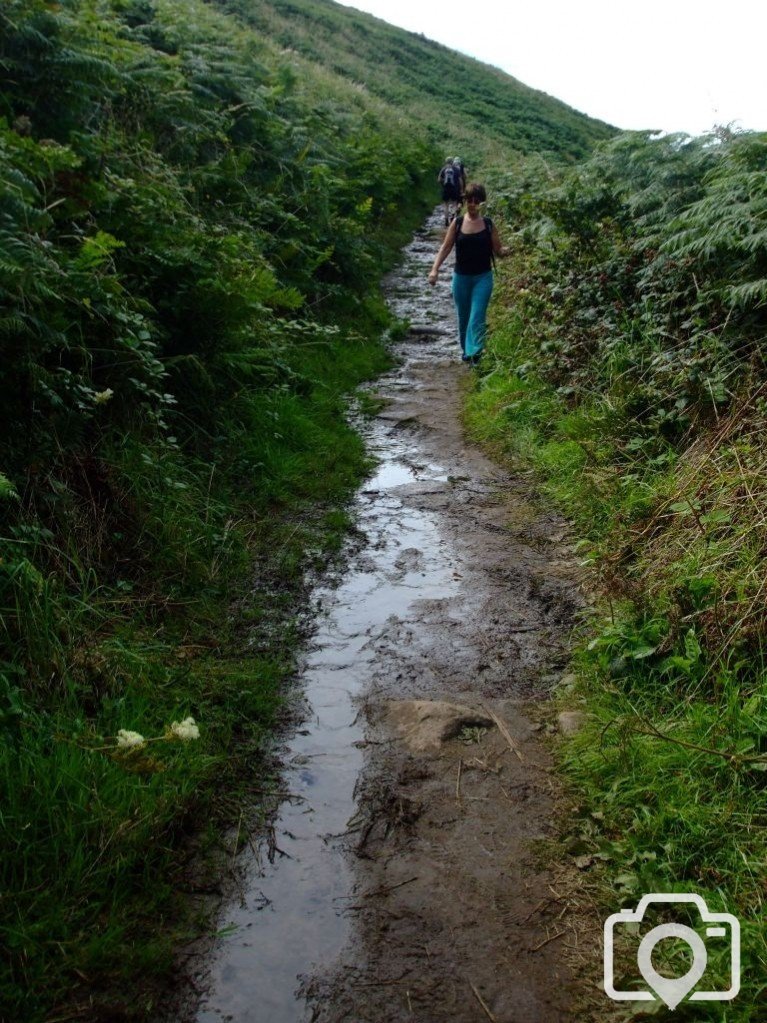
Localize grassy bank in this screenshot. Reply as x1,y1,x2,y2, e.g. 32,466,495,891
2,314,404,1021
0,0,435,1016
467,132,767,1019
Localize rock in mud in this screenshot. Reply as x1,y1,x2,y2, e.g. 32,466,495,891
385,699,494,752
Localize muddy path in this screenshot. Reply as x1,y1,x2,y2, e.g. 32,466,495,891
190,210,588,1023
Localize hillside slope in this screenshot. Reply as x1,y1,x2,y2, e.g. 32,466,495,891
221,0,616,166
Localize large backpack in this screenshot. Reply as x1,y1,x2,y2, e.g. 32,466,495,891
441,163,457,187
440,163,460,202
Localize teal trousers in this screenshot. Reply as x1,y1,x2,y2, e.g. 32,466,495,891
451,270,493,359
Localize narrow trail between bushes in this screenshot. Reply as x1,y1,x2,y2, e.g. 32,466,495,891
190,210,587,1023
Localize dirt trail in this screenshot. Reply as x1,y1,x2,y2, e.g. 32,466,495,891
300,212,585,1022
190,211,588,1023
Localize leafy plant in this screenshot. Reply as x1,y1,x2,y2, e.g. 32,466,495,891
466,126,767,1021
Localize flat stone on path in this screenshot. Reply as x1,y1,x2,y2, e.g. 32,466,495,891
386,699,494,752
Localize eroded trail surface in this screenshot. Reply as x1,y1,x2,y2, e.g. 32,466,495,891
193,211,585,1023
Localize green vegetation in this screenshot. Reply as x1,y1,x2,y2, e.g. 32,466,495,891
468,128,767,1018
230,0,616,167
7,0,765,1011
0,0,632,1015
0,0,442,1015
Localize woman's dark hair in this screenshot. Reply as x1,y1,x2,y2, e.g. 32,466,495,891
464,182,486,202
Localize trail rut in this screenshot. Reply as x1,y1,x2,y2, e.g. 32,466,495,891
190,210,589,1023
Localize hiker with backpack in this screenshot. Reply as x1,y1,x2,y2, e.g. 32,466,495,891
437,158,462,226
427,182,508,364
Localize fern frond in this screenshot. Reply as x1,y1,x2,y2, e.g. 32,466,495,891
0,473,18,500
726,278,767,309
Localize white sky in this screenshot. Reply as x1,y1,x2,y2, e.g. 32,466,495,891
336,0,767,136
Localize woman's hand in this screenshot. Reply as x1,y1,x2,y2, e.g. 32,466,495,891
428,269,439,286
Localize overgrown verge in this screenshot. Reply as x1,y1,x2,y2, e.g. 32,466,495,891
468,130,767,1019
1,0,432,1018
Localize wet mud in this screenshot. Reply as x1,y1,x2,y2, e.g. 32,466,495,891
190,211,588,1023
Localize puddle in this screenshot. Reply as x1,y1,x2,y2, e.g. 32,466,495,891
196,465,462,1020
195,216,465,1022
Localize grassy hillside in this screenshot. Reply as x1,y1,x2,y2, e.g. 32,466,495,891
223,0,616,167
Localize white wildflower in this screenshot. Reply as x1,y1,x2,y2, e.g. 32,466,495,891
170,716,200,741
94,388,114,404
116,729,145,749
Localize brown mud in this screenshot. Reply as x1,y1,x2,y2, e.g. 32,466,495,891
182,211,597,1023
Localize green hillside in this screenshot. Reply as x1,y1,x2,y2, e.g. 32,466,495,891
227,0,616,166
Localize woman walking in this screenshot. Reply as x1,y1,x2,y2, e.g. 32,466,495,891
427,182,507,363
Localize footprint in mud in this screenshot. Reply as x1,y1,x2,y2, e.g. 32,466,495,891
390,547,425,578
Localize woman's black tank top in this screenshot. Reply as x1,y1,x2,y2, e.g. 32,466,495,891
454,216,493,275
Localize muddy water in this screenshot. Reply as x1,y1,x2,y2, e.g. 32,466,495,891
194,215,464,1022
194,211,585,1023
196,453,465,1022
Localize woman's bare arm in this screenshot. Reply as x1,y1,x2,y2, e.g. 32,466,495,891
428,221,457,284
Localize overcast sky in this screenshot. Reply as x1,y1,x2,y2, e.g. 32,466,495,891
336,0,766,136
